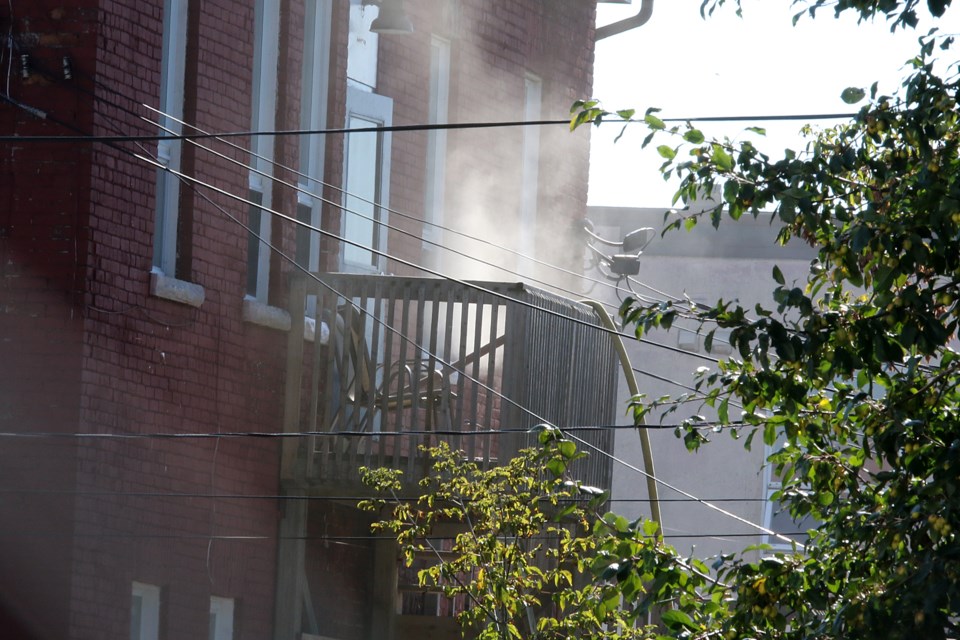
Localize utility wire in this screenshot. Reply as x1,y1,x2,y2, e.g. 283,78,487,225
134,154,778,542
0,531,803,542
8,67,784,547
0,489,773,504
140,106,713,326
143,109,620,312
0,422,742,441
564,430,801,548
18,59,730,347
0,111,862,143
138,152,724,365
130,115,788,544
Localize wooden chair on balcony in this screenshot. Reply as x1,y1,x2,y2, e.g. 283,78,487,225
325,304,455,456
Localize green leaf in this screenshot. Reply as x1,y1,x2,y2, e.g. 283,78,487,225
558,440,577,460
712,145,734,172
772,265,785,285
684,128,705,143
616,108,636,120
657,145,676,160
645,113,666,130
546,458,566,478
841,87,866,104
661,609,698,632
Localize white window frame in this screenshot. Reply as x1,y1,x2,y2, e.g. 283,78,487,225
346,0,379,91
762,437,819,549
153,0,189,276
340,87,392,274
519,73,542,267
130,582,161,640
296,0,333,273
246,0,280,302
422,36,450,268
209,596,235,640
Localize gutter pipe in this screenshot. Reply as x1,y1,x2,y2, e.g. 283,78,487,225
596,0,655,40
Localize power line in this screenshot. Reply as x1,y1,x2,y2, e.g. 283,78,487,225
8,55,739,324
0,422,739,440
7,70,780,549
132,144,783,544
0,531,804,542
143,110,623,313
138,152,724,365
18,59,728,353
0,111,862,143
0,489,773,504
564,430,801,548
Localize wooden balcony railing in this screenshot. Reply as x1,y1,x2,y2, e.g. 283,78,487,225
281,274,619,492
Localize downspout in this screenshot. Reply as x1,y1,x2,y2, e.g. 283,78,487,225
595,0,655,40
581,300,663,535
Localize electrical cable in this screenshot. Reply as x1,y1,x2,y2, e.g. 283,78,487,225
137,152,725,365
140,106,709,326
22,63,719,318
4,0,12,98
143,110,615,310
0,111,862,143
0,489,774,504
563,430,802,548
130,131,785,545
8,63,788,551
0,531,805,542
19,59,736,344
0,422,743,441
32,123,775,545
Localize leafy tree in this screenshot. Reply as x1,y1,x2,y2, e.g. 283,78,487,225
360,432,727,640
587,0,959,637
367,2,960,639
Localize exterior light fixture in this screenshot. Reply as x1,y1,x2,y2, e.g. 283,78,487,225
20,54,30,80
370,0,413,34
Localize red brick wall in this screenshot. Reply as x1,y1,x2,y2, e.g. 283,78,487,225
70,0,287,636
1,1,599,638
0,0,98,636
377,0,596,284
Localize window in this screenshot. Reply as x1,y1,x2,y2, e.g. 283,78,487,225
296,0,333,272
762,436,819,548
346,1,379,91
341,88,392,273
422,36,450,269
153,0,189,276
130,582,160,640
246,0,280,302
209,597,234,640
518,74,542,273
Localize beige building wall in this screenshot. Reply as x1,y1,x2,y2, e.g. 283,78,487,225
586,205,816,560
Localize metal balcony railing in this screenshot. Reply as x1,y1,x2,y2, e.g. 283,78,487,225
281,274,618,491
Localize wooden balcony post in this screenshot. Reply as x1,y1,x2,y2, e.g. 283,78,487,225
282,274,308,481
370,535,398,640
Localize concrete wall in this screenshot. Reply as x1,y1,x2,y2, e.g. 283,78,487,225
587,205,815,560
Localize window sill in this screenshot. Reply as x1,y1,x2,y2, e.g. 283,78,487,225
242,298,292,332
150,271,205,308
241,299,329,343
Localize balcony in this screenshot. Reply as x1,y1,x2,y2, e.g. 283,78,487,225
280,273,619,493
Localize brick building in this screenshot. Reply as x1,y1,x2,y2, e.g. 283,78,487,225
0,1,619,639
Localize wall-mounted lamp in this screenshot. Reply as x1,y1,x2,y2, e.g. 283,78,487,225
370,0,413,34
20,54,30,80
